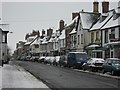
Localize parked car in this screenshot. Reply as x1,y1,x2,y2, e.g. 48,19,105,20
30,56,36,61
30,56,39,62
20,55,26,61
82,58,105,72
25,56,31,61
53,56,60,66
59,55,68,67
67,52,89,68
34,56,39,62
102,58,120,75
38,56,46,63
16,56,21,60
44,56,51,64
49,56,55,65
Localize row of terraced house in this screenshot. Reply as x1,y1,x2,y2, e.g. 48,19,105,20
14,1,120,59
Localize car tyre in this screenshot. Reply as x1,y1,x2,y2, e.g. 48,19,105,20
111,70,115,75
82,67,86,71
102,69,106,74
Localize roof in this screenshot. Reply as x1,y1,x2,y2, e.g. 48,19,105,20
101,11,120,29
41,36,48,44
106,58,120,60
104,41,120,46
24,35,38,45
115,7,120,13
48,37,54,43
90,10,114,31
80,12,100,29
31,37,40,45
69,28,77,35
66,16,79,27
69,52,87,54
88,58,105,63
86,44,100,49
58,29,65,40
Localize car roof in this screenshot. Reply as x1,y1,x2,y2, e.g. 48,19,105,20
69,52,87,54
106,58,120,60
91,58,105,61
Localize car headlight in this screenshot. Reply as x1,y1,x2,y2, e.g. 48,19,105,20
116,67,119,70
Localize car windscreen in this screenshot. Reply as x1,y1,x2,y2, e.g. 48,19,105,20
112,60,120,64
75,53,88,61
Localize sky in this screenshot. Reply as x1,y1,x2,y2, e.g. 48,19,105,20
1,0,120,53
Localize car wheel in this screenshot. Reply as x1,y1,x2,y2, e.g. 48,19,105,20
102,69,106,74
82,66,86,71
89,67,93,72
83,68,86,71
111,70,115,75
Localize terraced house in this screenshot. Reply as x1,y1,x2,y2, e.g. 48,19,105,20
15,1,120,59
0,23,9,64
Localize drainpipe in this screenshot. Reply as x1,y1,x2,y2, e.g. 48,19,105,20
100,28,103,59
0,33,2,66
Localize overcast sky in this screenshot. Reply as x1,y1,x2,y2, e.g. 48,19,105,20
1,0,119,53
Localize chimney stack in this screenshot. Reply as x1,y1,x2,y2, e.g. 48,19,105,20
102,1,109,13
42,29,45,36
93,1,99,13
72,12,79,20
47,28,53,37
59,20,64,32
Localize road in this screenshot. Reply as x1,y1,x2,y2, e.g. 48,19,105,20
14,60,120,90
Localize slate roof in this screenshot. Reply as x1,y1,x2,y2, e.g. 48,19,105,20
31,37,41,45
24,35,38,45
90,10,114,31
59,29,65,40
79,12,100,30
101,8,120,29
66,16,79,27
69,28,77,34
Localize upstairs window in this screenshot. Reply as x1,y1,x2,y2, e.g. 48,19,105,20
109,28,115,41
91,32,94,43
35,44,39,48
96,31,99,40
81,34,83,44
119,27,120,38
78,35,80,45
111,28,115,35
105,30,108,43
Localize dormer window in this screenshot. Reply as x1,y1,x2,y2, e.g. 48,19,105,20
113,13,120,20
99,15,107,23
119,27,120,38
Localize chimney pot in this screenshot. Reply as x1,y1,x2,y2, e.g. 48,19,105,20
42,29,45,36
102,1,109,13
59,20,64,32
93,1,99,13
47,28,53,37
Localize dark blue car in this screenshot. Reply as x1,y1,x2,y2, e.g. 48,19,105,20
67,52,89,68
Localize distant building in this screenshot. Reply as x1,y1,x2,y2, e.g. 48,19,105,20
0,24,9,65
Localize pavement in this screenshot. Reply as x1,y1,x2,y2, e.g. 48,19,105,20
0,66,2,90
1,63,50,89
